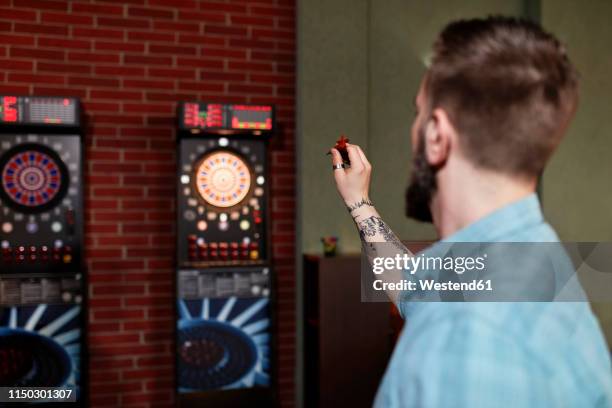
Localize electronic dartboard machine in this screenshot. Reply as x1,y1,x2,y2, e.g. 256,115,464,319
0,96,86,405
176,102,275,406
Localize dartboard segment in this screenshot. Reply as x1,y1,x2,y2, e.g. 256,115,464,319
194,151,252,209
0,144,68,214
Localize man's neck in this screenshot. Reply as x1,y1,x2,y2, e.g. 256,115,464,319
431,166,537,239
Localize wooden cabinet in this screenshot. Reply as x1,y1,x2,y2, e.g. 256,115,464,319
303,254,392,408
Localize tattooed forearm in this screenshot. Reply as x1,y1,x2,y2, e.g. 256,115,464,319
357,216,408,254
357,216,378,238
346,197,374,213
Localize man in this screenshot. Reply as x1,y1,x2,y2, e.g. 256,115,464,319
330,17,612,407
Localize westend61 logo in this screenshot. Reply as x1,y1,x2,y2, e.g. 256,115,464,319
372,253,487,275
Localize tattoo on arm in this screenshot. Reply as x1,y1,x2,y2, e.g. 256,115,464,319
356,216,408,254
346,197,374,213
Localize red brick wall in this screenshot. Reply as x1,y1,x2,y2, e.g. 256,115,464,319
0,1,296,407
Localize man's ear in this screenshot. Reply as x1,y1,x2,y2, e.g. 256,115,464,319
424,107,454,167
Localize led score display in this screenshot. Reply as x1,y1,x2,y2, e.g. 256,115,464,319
180,102,274,133
0,96,79,126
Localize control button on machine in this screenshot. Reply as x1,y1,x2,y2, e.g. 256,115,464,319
26,222,38,233
249,250,259,260
1,222,12,233
51,221,62,233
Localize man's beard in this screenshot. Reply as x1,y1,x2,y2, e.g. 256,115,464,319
405,132,437,223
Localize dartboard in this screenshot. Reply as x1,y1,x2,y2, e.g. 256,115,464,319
194,150,252,209
0,144,69,213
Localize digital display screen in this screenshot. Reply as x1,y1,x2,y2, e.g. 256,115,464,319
0,96,79,126
179,102,274,133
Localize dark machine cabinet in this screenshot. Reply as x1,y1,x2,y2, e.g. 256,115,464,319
303,255,392,408
176,102,276,407
0,95,87,406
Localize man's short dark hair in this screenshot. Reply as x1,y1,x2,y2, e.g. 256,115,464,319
425,16,579,176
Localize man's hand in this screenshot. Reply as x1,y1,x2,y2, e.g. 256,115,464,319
330,143,372,207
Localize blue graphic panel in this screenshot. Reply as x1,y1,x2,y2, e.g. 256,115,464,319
0,304,81,395
177,297,270,392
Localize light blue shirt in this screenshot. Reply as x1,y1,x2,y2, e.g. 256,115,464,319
374,194,612,407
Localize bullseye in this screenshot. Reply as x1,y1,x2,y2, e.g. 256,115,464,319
194,151,252,209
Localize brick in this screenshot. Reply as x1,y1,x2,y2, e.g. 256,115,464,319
32,86,86,98
0,7,37,21
127,30,175,42
176,57,223,70
95,41,145,53
69,76,120,88
38,37,91,50
0,34,35,46
199,1,246,13
124,54,173,66
229,38,274,49
228,60,273,72
72,3,123,15
124,151,173,161
1,60,34,70
231,15,274,26
10,47,65,61
41,12,93,25
73,27,124,40
91,283,145,296
97,139,147,149
38,62,91,74
90,90,143,101
123,79,174,90
14,23,68,36
94,187,145,197
148,68,195,80
149,44,196,55
8,73,64,85
94,309,145,320
204,24,247,37
120,127,171,138
201,47,246,59
177,81,224,93
128,6,174,19
153,21,199,33
95,66,145,77
98,17,150,29
149,0,196,7
228,83,273,94
177,10,225,22
68,51,120,63
16,0,67,10
91,163,142,173
252,5,295,18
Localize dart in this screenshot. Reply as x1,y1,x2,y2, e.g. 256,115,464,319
327,134,351,165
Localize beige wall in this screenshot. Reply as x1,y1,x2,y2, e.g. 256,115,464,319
299,0,525,254
541,0,612,345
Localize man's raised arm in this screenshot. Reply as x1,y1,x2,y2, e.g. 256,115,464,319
330,144,412,304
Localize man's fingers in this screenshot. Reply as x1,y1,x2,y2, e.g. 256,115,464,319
354,145,371,168
346,144,364,172
330,148,346,182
